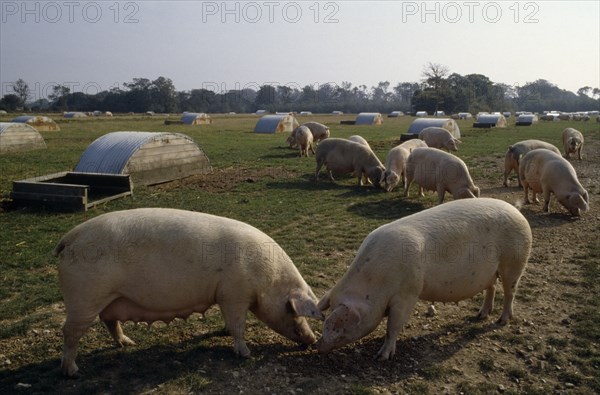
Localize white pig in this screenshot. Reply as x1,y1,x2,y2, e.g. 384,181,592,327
519,149,589,216
562,128,584,160
418,127,461,152
54,208,323,377
348,135,370,148
302,121,331,143
315,138,385,187
404,147,480,204
294,125,315,157
384,140,428,192
316,198,532,359
503,139,561,187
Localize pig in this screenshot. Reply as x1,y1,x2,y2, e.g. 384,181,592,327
316,198,532,360
294,125,315,157
383,140,428,192
562,128,584,160
404,147,480,204
503,139,561,187
519,149,589,216
315,138,385,187
348,135,370,148
53,208,324,377
418,127,461,152
302,121,331,143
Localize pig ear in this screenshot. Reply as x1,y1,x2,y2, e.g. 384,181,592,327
288,290,325,320
317,289,332,311
331,304,361,328
455,139,463,144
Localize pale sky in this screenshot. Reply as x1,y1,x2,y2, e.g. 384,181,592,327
1,0,599,101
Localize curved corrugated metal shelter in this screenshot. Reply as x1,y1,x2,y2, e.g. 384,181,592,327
0,122,47,154
181,112,212,125
388,111,405,117
74,131,211,186
254,114,299,133
11,115,60,131
515,114,538,126
406,118,461,138
415,111,428,117
474,114,507,128
457,112,472,119
64,112,87,118
355,112,383,125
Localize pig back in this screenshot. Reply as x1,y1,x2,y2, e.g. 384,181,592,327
341,198,531,302
55,209,292,306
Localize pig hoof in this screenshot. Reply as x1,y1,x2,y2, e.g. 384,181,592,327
118,336,136,347
234,344,251,358
61,363,80,378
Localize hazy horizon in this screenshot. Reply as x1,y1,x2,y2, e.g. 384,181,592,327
1,1,599,101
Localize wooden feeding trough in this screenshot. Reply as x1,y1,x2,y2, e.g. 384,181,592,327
11,172,132,211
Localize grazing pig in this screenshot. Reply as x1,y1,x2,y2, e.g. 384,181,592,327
316,198,532,359
503,139,561,187
302,121,331,143
294,125,315,157
418,127,461,152
384,140,428,192
54,209,323,377
404,147,480,204
348,135,370,148
315,138,385,187
519,149,589,216
562,128,584,160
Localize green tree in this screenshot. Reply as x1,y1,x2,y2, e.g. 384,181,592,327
12,78,30,110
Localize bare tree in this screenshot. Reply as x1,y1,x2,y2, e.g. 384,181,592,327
422,62,449,91
12,78,30,110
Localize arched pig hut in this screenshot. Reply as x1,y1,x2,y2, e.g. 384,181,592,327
64,112,87,118
406,118,461,138
355,112,383,125
74,131,211,186
515,114,539,126
473,114,507,128
11,115,60,131
0,122,47,153
181,112,212,125
254,114,299,133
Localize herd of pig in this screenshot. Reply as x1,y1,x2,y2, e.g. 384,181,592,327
53,122,588,377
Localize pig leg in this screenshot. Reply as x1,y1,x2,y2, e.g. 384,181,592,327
477,281,497,319
356,169,364,186
542,188,552,213
103,320,135,347
496,270,523,325
577,147,582,160
315,160,324,181
61,314,97,377
436,184,446,204
376,296,418,360
523,183,531,204
220,303,251,357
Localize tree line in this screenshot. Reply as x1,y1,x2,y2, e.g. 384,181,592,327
2,63,598,115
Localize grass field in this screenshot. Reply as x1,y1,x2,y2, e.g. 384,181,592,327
0,113,598,394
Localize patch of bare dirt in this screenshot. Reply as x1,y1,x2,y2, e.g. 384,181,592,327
153,166,301,193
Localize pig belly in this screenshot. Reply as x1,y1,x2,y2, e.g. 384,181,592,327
326,159,353,174
99,297,211,324
419,270,497,303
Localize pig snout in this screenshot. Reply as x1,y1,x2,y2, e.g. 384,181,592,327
294,318,317,345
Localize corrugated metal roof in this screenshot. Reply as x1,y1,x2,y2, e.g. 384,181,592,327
181,113,209,124
75,131,196,174
254,114,296,133
0,122,36,134
407,118,461,138
64,112,87,118
11,116,35,123
355,113,382,125
476,114,504,124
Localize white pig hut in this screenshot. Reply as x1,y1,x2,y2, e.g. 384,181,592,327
515,114,539,126
11,115,60,131
0,122,47,154
64,112,87,118
181,112,212,125
355,112,383,125
74,131,211,186
473,114,507,128
254,114,299,133
406,118,461,138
